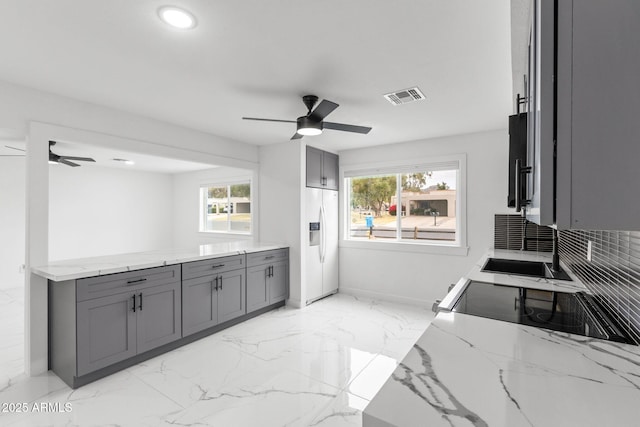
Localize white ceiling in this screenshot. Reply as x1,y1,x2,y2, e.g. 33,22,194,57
1,139,216,174
0,0,512,153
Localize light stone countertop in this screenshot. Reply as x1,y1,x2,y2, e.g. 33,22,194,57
32,241,288,281
363,249,640,427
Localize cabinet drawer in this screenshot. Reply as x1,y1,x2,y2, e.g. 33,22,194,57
182,254,244,280
246,249,288,267
77,265,181,302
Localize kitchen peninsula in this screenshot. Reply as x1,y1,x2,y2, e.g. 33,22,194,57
33,242,289,388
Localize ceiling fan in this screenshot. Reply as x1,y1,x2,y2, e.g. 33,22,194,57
242,95,372,140
3,140,96,167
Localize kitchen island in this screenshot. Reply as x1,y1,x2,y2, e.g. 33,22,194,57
363,249,640,426
34,242,289,388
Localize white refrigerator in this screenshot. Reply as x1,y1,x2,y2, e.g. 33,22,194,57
305,188,339,304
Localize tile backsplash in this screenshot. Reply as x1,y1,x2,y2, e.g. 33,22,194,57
494,214,553,252
494,215,640,345
558,230,640,345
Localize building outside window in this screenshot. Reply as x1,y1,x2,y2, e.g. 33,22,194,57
344,155,464,247
200,182,251,233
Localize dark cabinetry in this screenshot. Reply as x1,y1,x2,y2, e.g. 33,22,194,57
306,145,339,191
522,0,640,230
182,254,246,337
51,265,182,382
246,249,289,312
49,249,288,388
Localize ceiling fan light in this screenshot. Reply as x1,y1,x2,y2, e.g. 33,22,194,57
48,160,58,165
298,127,322,136
297,116,323,136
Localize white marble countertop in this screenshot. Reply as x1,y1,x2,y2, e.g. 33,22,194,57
364,249,640,427
32,241,288,281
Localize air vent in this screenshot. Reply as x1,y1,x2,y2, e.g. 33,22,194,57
383,87,425,106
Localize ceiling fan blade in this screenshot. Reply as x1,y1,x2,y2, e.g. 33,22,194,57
59,156,95,162
309,100,339,122
291,132,304,140
323,122,372,134
58,159,81,167
242,117,297,123
4,145,25,152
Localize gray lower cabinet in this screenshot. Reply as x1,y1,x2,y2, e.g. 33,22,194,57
76,280,181,376
182,267,245,337
49,249,288,388
246,249,289,312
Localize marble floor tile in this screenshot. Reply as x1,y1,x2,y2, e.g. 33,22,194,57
308,391,370,427
1,370,183,427
161,368,341,427
0,292,433,426
344,354,399,401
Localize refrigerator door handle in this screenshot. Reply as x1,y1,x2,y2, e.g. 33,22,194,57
320,204,326,263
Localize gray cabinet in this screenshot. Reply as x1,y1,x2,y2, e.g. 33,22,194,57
182,254,246,337
77,280,181,376
52,265,182,380
522,0,640,230
246,249,289,312
306,145,339,191
76,291,136,376
49,248,288,388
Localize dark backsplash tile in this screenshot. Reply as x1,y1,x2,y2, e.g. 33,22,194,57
558,229,640,345
494,215,640,344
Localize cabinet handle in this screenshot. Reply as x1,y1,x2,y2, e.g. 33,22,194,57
138,293,143,311
322,176,327,186
127,278,147,285
264,255,275,260
219,276,223,290
211,264,225,269
132,294,136,312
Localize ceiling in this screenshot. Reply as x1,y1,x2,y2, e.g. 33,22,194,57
1,139,216,173
0,1,513,153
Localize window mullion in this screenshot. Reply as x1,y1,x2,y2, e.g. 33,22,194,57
396,173,402,241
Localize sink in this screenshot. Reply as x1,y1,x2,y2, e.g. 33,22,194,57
481,257,572,280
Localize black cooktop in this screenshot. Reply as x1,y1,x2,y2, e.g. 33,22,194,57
451,281,633,344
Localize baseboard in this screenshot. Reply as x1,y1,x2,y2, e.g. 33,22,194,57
286,298,303,309
338,287,435,308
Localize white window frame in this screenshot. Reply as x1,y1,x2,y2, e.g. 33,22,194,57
340,154,468,256
199,180,253,235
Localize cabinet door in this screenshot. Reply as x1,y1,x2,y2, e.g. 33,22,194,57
306,145,323,188
136,282,182,354
246,264,269,313
323,151,339,191
182,275,217,337
217,269,246,323
77,292,136,376
269,261,289,304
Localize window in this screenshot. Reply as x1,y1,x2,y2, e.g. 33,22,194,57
344,156,465,247
200,182,251,234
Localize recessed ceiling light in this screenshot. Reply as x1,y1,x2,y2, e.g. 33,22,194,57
112,158,135,166
158,6,197,29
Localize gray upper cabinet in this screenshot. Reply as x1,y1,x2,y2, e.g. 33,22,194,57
182,254,246,337
306,146,339,191
524,0,640,230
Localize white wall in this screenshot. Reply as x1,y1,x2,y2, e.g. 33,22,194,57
0,157,26,290
258,142,304,307
48,164,173,261
338,129,510,305
173,166,256,248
